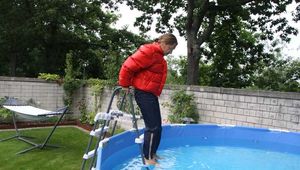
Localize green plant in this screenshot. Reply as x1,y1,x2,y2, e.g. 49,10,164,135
0,107,12,121
77,99,97,125
0,98,12,121
167,90,199,123
78,99,88,124
38,73,60,81
63,52,82,106
87,79,108,113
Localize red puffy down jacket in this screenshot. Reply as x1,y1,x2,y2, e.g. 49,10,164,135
118,42,167,96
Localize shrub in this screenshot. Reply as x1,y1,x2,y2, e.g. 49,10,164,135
167,90,199,123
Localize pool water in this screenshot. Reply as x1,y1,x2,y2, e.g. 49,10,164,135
106,142,300,170
98,125,300,170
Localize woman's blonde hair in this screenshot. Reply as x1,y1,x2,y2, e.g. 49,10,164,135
155,33,178,45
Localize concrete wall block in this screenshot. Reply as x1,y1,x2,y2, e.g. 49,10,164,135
248,110,257,116
215,100,225,106
270,99,278,105
243,110,250,116
232,108,238,115
279,106,289,114
223,119,232,125
246,116,261,124
216,106,226,112
276,113,285,120
236,102,247,109
239,95,245,102
266,105,280,113
290,115,300,124
283,114,291,122
227,94,234,101
278,99,293,107
288,107,298,114
263,98,271,105
262,111,270,118
203,99,214,105
262,118,273,126
248,103,258,110
269,112,277,119
226,107,233,114
259,104,268,111
257,97,264,104
216,118,224,124
223,113,236,120
224,101,235,107
251,96,258,103
293,100,300,108
197,97,204,104
286,123,300,131
197,103,207,110
235,114,246,122
216,94,223,100
233,95,240,101
272,120,287,128
206,104,214,111
237,108,244,115
213,111,224,118
245,96,257,103
255,111,263,117
201,92,207,99
200,115,211,122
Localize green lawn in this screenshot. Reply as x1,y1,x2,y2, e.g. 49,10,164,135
0,126,93,170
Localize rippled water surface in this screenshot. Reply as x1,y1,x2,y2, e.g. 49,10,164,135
107,145,300,170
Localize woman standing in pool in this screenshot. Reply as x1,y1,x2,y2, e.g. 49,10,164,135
118,33,178,165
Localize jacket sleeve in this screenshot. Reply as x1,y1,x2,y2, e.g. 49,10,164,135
118,45,155,87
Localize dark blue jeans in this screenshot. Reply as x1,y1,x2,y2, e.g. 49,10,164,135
134,89,162,160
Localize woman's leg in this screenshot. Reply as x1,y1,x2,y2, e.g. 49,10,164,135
134,89,162,160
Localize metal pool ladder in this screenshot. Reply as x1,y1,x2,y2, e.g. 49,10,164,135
81,87,146,170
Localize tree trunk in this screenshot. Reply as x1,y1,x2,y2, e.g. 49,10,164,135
187,41,200,85
186,26,201,85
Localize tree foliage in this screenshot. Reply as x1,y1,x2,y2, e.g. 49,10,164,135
253,58,300,92
110,0,299,85
0,0,145,80
205,12,275,88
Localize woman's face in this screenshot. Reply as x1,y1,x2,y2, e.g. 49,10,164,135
160,43,177,55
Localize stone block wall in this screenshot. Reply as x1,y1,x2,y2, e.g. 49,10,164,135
1,76,300,132
0,76,64,110
162,85,300,132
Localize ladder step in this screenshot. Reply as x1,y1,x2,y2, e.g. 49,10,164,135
135,134,144,144
90,126,109,137
94,112,112,121
109,110,126,117
83,150,96,160
99,138,110,148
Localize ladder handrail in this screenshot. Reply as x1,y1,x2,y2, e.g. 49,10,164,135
81,86,147,170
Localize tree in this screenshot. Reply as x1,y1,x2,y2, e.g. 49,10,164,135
110,0,299,85
0,0,145,79
253,58,300,92
205,12,276,88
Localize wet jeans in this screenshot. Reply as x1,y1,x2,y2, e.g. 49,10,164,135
134,89,162,160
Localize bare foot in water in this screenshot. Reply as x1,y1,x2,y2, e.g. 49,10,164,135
145,158,159,166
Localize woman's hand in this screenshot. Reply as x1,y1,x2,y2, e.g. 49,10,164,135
121,86,134,94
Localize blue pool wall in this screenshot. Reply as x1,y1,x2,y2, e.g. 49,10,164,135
97,124,300,169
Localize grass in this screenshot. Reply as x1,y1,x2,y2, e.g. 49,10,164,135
0,126,93,170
